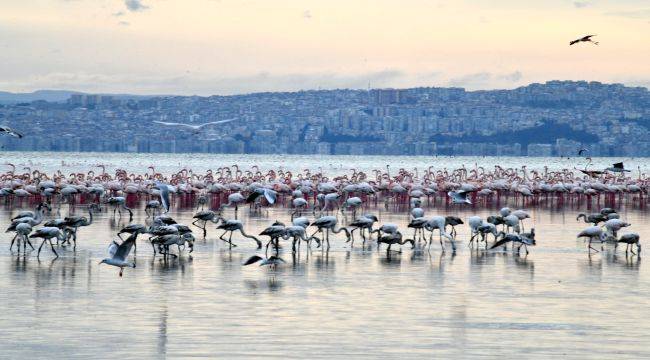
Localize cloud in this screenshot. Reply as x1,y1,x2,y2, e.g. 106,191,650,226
573,1,592,8
0,70,439,95
303,10,312,19
118,21,130,26
448,71,524,89
448,72,492,87
605,9,650,19
498,71,523,82
124,0,149,12
112,11,125,17
0,70,538,95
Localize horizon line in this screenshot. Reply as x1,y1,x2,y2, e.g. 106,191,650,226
1,79,648,99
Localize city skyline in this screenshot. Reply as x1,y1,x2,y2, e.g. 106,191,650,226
1,0,649,95
2,80,648,157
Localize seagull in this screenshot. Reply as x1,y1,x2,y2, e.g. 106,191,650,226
0,125,23,138
246,187,277,205
153,118,236,133
154,182,171,212
447,190,474,204
605,162,630,173
570,34,598,46
99,233,137,277
243,254,286,268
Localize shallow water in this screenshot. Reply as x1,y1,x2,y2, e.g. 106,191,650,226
1,151,648,176
0,198,649,358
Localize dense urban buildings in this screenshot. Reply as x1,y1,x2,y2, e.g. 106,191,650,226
0,81,648,156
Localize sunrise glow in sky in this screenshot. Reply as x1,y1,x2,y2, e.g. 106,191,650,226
1,0,649,94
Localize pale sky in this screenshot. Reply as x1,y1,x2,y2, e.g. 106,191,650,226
0,0,649,95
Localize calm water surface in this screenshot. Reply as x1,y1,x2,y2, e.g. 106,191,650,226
0,153,649,358
1,151,648,176
0,202,648,358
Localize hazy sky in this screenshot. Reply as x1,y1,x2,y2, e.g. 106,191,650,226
0,0,649,95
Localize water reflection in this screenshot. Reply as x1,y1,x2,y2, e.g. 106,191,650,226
158,303,168,357
244,277,284,294
0,201,649,358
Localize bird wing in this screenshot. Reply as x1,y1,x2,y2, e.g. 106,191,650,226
583,34,596,40
263,189,277,204
0,126,23,138
156,183,171,212
490,238,511,249
246,191,261,203
569,39,580,45
195,118,236,128
243,255,263,266
108,240,120,257
152,120,190,127
113,233,137,261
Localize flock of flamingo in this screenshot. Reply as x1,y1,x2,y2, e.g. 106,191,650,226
1,162,645,276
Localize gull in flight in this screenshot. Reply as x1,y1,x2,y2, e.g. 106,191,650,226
570,34,598,46
154,182,172,212
99,233,137,277
246,187,278,205
243,254,286,268
447,190,474,204
0,125,23,138
153,118,236,133
605,162,630,173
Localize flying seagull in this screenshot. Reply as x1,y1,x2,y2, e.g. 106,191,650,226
153,118,236,133
246,187,277,205
605,162,630,173
154,182,171,212
99,233,137,277
447,190,474,205
243,254,286,268
570,34,598,46
0,125,23,138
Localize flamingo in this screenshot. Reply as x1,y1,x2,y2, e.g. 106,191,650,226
62,204,100,249
377,232,414,254
192,210,222,238
30,227,65,258
576,213,607,225
612,233,641,255
490,232,536,255
445,216,464,237
9,223,33,251
259,223,287,255
577,226,606,253
310,216,350,250
105,197,133,221
425,216,455,252
216,219,262,249
346,214,378,246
